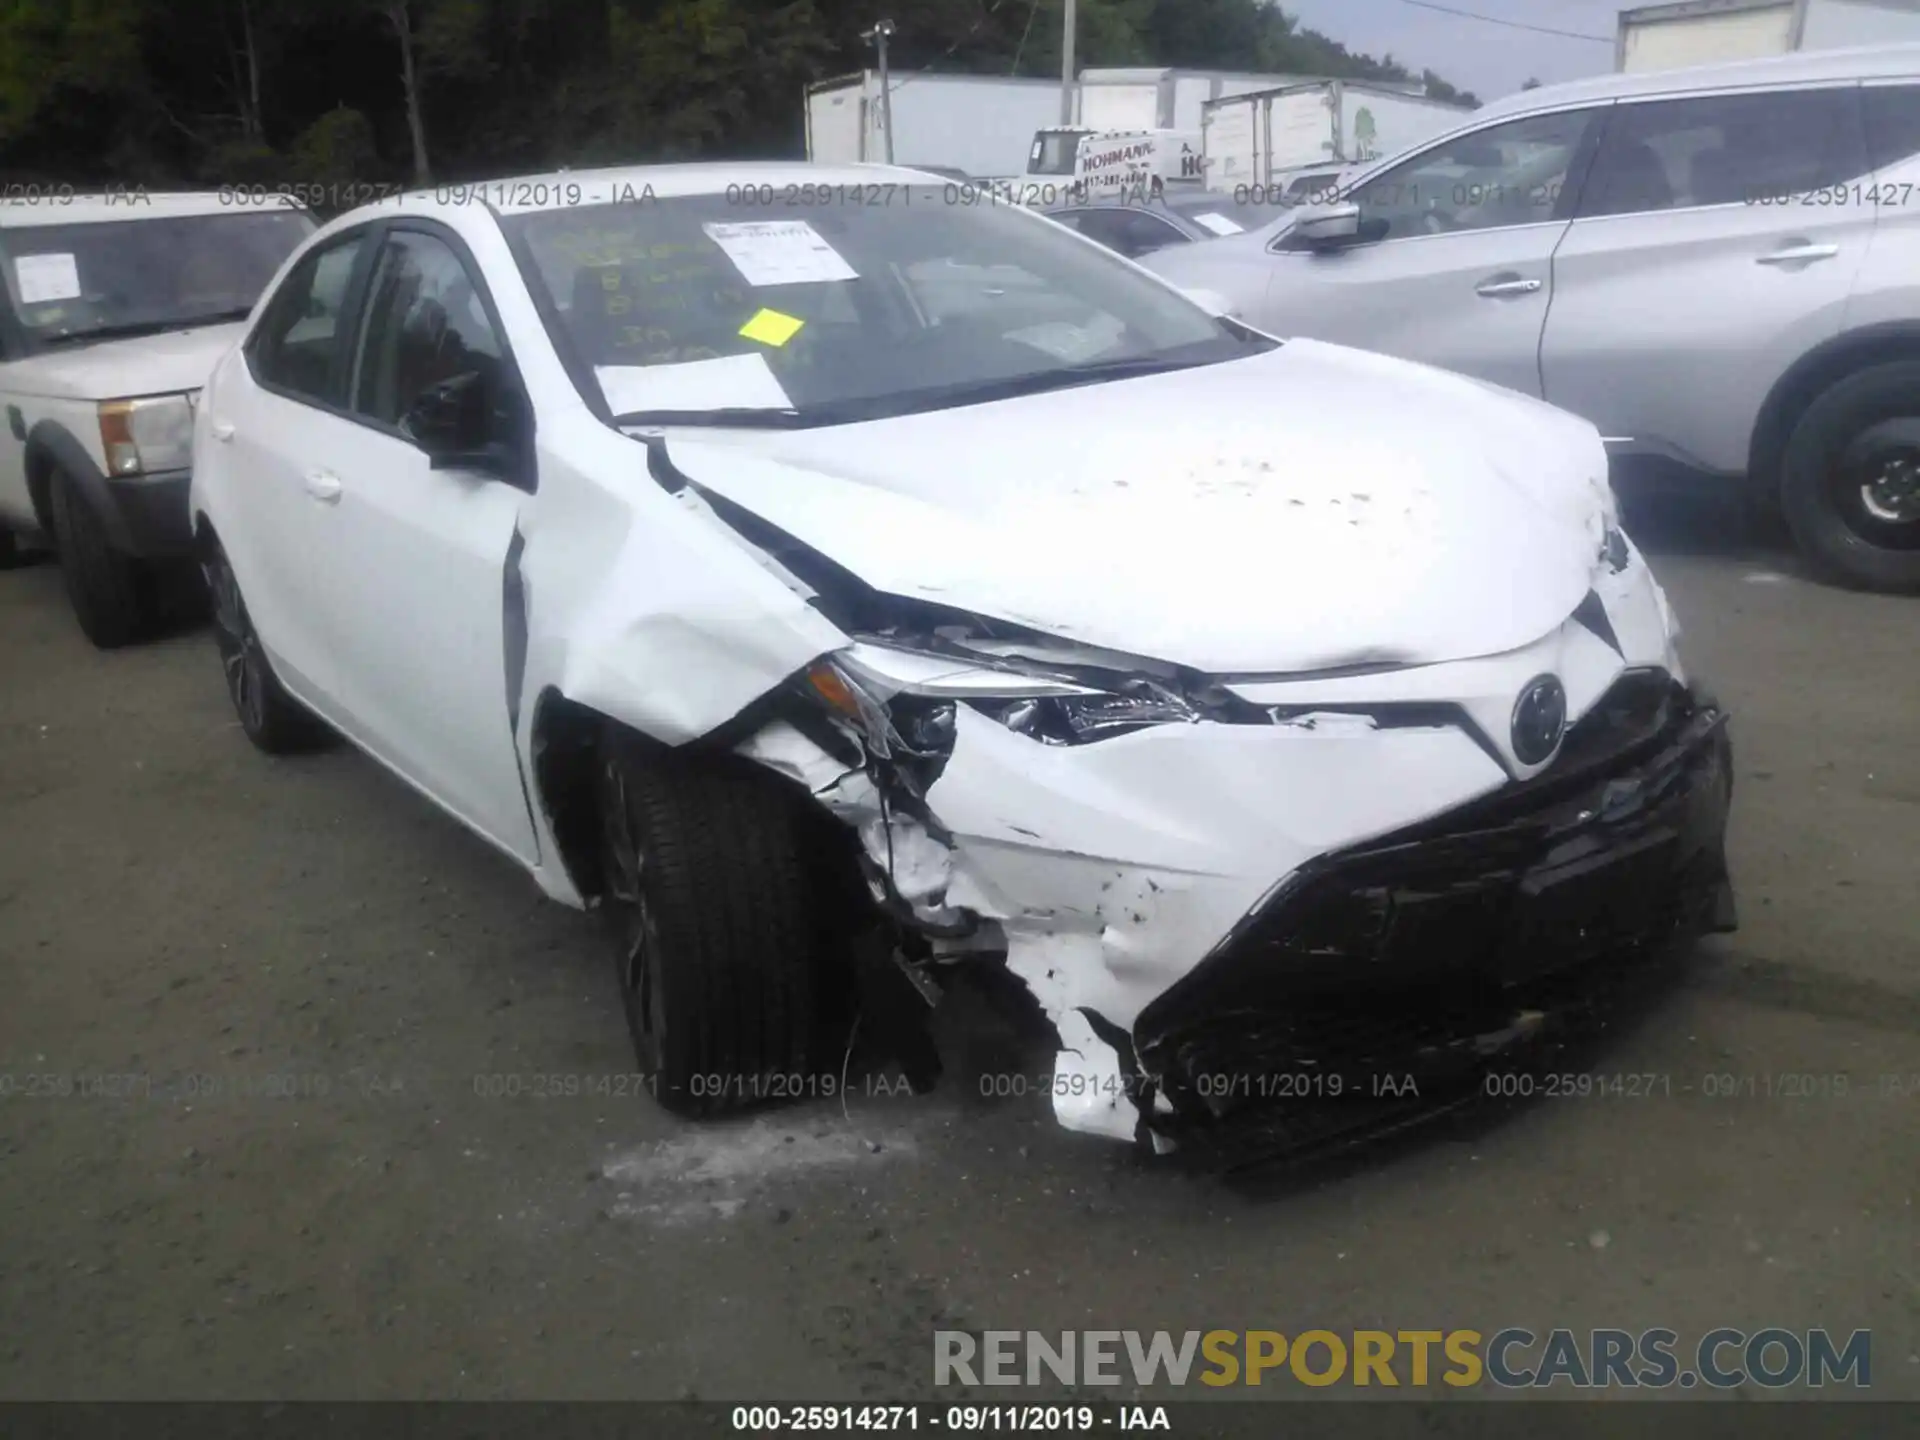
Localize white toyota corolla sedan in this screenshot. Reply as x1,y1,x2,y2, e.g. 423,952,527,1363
189,163,1736,1153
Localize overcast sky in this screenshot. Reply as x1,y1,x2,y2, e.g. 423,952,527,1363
1279,0,1627,102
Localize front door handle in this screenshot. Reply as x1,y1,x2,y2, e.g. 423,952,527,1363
1476,275,1543,298
304,469,343,504
210,420,235,443
1756,242,1839,265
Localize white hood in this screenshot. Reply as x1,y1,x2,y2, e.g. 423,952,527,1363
664,339,1616,675
5,321,247,402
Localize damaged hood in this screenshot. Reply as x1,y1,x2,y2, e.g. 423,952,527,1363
662,338,1616,675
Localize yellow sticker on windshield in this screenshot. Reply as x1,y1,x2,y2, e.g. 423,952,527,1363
738,308,805,347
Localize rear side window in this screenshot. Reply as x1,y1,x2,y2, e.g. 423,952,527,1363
1863,84,1920,172
249,234,368,406
1579,87,1867,217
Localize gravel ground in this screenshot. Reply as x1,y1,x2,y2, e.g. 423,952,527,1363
1,494,1916,1404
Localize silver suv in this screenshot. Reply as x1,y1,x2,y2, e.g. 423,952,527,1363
1143,45,1920,593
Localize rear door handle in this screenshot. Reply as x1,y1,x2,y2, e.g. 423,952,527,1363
210,420,235,443
1756,242,1839,265
304,469,343,504
1476,276,1543,298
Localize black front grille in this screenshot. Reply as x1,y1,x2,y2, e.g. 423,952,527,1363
1134,674,1735,1131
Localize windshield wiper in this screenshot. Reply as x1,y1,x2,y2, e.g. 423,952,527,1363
43,320,185,347
41,308,253,348
828,355,1218,420
613,407,812,429
177,306,254,327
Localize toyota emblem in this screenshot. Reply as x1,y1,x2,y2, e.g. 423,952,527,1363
1511,674,1568,766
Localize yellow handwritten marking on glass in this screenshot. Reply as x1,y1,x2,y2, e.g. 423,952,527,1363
738,308,805,347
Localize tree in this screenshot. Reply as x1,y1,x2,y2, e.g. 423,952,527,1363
371,0,431,184
1522,76,1541,90
0,0,1487,184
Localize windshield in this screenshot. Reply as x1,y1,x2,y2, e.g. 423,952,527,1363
0,209,315,349
505,190,1266,427
1029,131,1090,176
1166,197,1271,235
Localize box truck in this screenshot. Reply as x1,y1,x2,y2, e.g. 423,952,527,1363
1200,79,1476,196
803,71,1062,179
1616,0,1920,73
1016,68,1316,187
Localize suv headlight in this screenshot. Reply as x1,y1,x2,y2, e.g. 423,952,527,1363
98,394,196,477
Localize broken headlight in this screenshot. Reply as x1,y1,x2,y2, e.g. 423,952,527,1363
814,643,1202,754
972,689,1199,745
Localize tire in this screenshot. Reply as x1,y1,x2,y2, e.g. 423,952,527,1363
597,730,823,1118
1779,361,1920,593
203,539,332,755
48,470,152,647
0,527,27,570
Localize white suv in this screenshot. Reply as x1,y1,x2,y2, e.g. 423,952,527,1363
1144,45,1920,593
0,193,315,645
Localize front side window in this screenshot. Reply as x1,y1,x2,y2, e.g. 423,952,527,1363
0,210,315,353
505,190,1264,427
1579,87,1866,217
1030,131,1089,176
350,231,505,427
1339,108,1600,243
249,235,369,405
1863,83,1920,173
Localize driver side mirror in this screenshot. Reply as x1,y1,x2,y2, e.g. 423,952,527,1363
1291,201,1363,250
399,370,527,486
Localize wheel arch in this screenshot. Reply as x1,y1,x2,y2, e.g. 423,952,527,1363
525,688,658,906
22,421,108,540
1749,323,1920,501
526,681,869,911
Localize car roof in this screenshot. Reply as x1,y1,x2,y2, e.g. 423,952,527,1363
1476,41,1920,124
0,191,300,229
408,162,955,218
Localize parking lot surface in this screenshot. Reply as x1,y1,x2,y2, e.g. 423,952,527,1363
1,496,1917,1402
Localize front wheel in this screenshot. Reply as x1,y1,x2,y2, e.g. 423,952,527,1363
203,540,331,754
1779,362,1920,593
597,731,823,1118
48,471,152,647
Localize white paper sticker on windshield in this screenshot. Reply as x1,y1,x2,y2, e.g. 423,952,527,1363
701,221,858,287
1003,318,1124,365
14,252,82,304
595,353,794,417
1188,212,1245,237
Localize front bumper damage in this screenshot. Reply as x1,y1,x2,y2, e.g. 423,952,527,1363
742,650,1734,1154
1136,673,1734,1158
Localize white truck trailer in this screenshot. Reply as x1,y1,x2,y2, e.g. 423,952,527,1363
803,71,1062,179
1200,79,1476,196
1616,0,1920,73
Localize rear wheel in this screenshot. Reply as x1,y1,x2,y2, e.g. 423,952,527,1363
1779,362,1920,593
596,730,823,1117
0,528,26,569
48,471,152,647
203,540,331,754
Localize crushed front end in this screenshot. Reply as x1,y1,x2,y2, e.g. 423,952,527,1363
715,504,1735,1154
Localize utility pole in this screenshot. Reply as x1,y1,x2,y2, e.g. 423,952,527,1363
861,19,897,164
1060,0,1077,124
